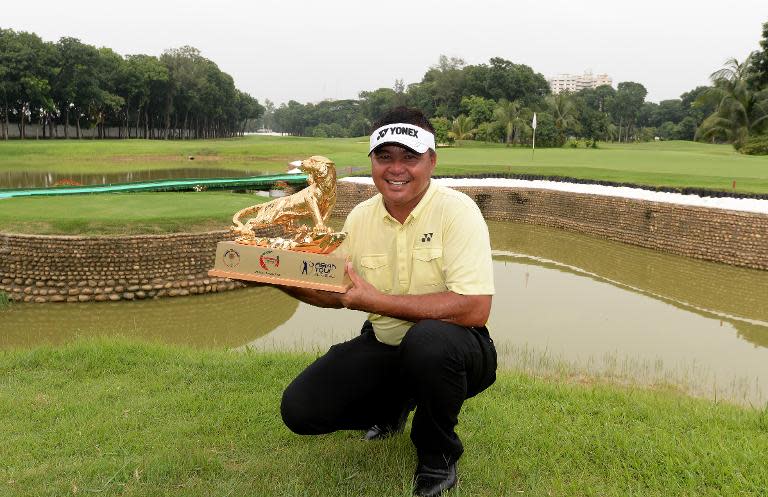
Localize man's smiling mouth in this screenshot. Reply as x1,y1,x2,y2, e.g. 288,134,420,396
386,180,410,185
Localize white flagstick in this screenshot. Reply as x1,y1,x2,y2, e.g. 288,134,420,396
531,112,537,161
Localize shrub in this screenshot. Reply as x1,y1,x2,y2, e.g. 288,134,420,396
311,125,328,138
566,138,590,148
738,135,768,155
0,291,10,309
430,117,452,145
475,121,505,143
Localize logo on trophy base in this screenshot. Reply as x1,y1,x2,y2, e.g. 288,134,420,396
208,155,351,293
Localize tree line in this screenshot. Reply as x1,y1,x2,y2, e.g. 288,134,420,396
3,23,766,152
695,21,768,154
262,55,711,148
264,22,768,154
0,29,264,140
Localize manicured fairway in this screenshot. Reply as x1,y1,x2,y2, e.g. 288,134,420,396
0,136,366,175
0,192,267,235
2,137,768,193
438,141,768,193
1,339,766,497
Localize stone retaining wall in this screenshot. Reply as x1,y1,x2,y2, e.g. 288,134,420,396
0,230,259,303
0,231,243,303
333,182,768,271
2,183,766,303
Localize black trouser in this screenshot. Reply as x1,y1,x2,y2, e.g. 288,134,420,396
280,319,497,467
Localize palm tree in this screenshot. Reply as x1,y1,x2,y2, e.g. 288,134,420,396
695,56,768,147
493,99,530,145
545,92,579,145
448,114,475,144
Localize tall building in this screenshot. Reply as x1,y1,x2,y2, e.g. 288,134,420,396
547,71,613,94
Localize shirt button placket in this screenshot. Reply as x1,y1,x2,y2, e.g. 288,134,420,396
397,226,408,288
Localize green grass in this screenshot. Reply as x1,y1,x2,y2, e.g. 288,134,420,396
2,137,768,193
435,140,768,193
3,138,768,236
0,136,367,175
1,339,766,497
0,192,267,235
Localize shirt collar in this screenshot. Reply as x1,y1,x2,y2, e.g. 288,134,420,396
376,180,438,225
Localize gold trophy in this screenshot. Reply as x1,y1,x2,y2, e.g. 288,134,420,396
208,156,350,292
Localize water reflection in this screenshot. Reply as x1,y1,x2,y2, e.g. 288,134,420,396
0,286,297,349
487,220,768,347
0,168,265,189
488,258,768,403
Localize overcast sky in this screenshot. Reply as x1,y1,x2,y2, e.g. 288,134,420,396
4,0,767,105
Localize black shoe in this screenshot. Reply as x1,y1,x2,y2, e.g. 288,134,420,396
363,422,401,440
413,462,457,497
363,401,414,440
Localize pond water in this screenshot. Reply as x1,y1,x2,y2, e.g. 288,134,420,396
0,168,265,189
2,221,767,404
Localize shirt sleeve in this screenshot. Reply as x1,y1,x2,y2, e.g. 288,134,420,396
441,200,495,295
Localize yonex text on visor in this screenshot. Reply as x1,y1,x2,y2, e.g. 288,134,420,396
369,123,436,155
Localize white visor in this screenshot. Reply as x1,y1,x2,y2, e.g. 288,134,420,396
369,123,435,155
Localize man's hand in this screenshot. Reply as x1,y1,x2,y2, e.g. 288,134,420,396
277,262,491,327
339,261,383,311
339,262,491,327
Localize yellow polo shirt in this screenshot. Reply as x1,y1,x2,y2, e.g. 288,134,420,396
340,180,495,346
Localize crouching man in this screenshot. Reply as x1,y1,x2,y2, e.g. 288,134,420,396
278,107,497,497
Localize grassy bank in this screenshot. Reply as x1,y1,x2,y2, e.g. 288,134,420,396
2,137,768,193
1,339,767,496
0,192,267,235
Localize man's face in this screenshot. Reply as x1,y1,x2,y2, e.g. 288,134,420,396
370,144,436,213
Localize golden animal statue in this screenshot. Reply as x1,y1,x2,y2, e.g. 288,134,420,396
231,155,346,254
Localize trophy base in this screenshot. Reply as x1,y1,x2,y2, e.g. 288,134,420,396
208,241,350,293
